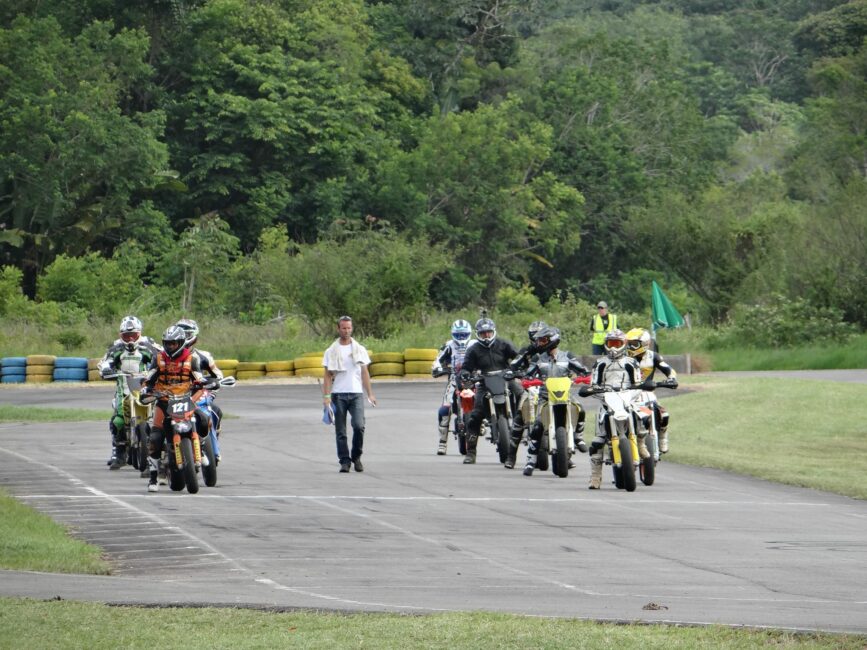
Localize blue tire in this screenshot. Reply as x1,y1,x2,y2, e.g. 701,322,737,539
1,374,25,383
1,357,27,368
1,367,27,377
54,357,89,369
54,378,87,383
53,368,88,381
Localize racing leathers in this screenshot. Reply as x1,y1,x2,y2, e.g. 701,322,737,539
586,354,642,489
141,347,207,490
431,339,477,455
97,339,159,469
188,347,225,447
460,338,525,464
518,349,589,476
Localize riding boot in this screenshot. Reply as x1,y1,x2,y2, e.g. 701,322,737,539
110,444,125,470
658,427,669,454
147,456,159,492
437,416,449,455
573,420,587,453
463,434,477,464
523,453,536,476
504,433,522,469
589,451,603,489
637,433,650,459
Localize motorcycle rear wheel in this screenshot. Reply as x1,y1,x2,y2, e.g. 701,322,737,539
639,456,655,486
553,426,569,478
180,437,199,494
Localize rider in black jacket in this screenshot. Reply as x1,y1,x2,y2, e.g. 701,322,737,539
460,318,525,465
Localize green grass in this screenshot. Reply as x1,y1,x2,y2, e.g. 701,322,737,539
0,405,110,422
0,490,110,574
0,599,863,649
669,375,867,498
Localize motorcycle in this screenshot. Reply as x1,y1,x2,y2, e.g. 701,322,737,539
522,375,590,477
433,368,473,456
103,371,152,476
579,383,643,492
195,376,235,487
629,378,677,486
474,369,515,464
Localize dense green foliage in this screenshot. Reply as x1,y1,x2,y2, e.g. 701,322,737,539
1,1,865,341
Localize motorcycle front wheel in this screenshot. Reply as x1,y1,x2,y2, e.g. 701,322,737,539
536,433,550,472
617,435,636,492
553,426,569,478
496,415,510,464
180,437,199,494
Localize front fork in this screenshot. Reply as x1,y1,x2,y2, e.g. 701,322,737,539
172,430,202,468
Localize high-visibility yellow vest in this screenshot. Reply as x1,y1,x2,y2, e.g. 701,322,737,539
591,313,617,345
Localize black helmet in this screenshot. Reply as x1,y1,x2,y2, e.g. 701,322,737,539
162,325,187,360
527,320,548,343
176,318,199,346
533,325,561,354
475,317,497,348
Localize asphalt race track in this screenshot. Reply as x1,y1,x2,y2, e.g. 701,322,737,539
1,377,866,633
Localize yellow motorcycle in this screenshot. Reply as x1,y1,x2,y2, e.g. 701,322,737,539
580,384,642,492
525,376,586,478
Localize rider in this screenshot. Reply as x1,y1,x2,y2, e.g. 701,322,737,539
586,328,642,489
431,319,476,455
626,327,678,453
97,316,160,470
517,326,589,476
175,318,224,446
140,325,208,493
459,317,524,465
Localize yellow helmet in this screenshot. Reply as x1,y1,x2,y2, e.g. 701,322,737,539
626,328,651,357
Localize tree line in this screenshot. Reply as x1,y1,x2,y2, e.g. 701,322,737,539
1,0,865,338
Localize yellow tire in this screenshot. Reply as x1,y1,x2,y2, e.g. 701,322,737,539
26,364,54,376
371,352,404,364
300,351,325,358
266,370,295,378
88,370,103,382
403,373,434,379
25,373,53,384
403,348,438,362
26,354,56,365
88,358,101,371
236,361,266,372
369,362,405,377
295,367,325,378
223,369,237,378
236,370,266,380
294,356,323,370
215,359,239,370
404,360,435,375
265,360,295,372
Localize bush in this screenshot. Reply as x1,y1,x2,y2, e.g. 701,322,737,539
728,295,857,348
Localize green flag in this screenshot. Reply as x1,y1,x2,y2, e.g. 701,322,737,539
651,281,684,331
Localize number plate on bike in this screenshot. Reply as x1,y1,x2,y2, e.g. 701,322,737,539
168,396,193,418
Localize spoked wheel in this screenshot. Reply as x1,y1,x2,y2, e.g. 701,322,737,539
553,426,569,478
496,415,510,464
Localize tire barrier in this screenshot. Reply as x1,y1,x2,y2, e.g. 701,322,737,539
265,371,294,378
371,352,404,364
404,348,438,362
369,362,405,377
1,357,27,368
26,364,54,376
25,374,53,384
294,367,325,378
404,360,435,375
265,360,295,372
235,370,267,380
293,356,323,370
88,370,103,382
53,357,88,382
88,358,101,371
1,375,25,384
26,354,56,365
1,357,26,383
236,361,266,372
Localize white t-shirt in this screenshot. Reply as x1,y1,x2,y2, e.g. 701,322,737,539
325,342,370,393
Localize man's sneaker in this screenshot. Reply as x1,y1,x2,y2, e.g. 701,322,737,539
339,463,351,473
523,464,534,476
463,453,476,464
109,457,122,470
437,443,447,456
504,454,516,469
352,458,364,472
147,479,158,493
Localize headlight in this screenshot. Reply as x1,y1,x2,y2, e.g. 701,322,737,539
174,420,193,433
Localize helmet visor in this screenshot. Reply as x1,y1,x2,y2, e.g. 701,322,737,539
606,338,625,349
121,331,140,343
477,329,495,339
453,332,470,341
164,340,182,355
535,336,550,348
627,339,642,350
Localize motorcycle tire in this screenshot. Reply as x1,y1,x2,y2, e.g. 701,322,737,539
618,435,637,492
168,462,185,492
180,437,199,494
135,423,150,474
496,415,510,464
640,456,655,486
537,434,550,472
458,414,468,455
553,426,569,478
202,438,217,487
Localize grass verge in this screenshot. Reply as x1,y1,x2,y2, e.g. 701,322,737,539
0,489,110,574
668,375,867,499
0,405,110,422
0,600,863,649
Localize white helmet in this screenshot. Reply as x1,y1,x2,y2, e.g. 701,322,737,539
118,315,142,352
604,329,628,359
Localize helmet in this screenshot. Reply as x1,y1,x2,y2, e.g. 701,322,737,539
604,328,628,359
176,318,199,346
451,319,472,346
527,320,548,343
118,315,143,351
626,327,651,358
162,325,188,360
475,317,497,348
533,325,561,354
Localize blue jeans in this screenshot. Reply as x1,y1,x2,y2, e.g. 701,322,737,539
332,393,365,464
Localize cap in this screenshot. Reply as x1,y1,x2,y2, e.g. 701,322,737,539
597,301,608,309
